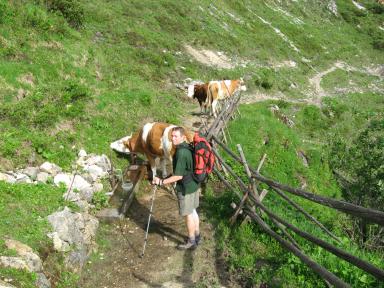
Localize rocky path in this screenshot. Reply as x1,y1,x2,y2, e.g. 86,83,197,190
79,107,237,288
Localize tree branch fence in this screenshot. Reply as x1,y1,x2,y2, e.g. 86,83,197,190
200,91,384,287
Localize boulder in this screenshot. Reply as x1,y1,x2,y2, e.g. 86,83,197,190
40,162,62,176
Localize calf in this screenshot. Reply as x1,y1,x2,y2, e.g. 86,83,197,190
208,79,247,117
110,122,193,178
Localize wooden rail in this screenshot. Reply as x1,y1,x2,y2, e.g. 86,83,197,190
200,91,384,286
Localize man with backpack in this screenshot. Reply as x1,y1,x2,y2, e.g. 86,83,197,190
153,126,201,250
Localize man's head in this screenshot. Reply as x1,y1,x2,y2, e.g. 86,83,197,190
172,126,186,146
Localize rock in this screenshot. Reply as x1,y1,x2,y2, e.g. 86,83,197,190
47,207,99,252
36,273,51,288
92,182,103,193
0,256,29,271
0,279,16,288
40,162,62,176
15,173,31,183
54,174,91,192
85,165,106,181
65,248,88,273
62,191,82,202
78,149,87,158
79,186,94,202
4,239,42,272
0,172,15,183
36,172,49,183
74,200,91,212
22,167,39,180
47,232,70,252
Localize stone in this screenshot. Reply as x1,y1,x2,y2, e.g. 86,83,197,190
4,239,42,272
0,256,29,271
0,173,15,183
36,172,49,183
15,173,31,183
92,182,103,193
78,149,87,158
40,162,62,176
36,273,51,288
54,174,91,192
22,167,39,180
47,207,99,251
0,279,16,288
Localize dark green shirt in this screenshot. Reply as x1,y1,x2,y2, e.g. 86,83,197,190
173,142,199,195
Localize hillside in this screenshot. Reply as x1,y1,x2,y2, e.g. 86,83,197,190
0,0,383,287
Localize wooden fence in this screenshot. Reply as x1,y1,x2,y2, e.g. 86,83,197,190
200,91,384,288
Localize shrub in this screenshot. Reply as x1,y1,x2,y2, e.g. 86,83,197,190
23,4,53,31
254,69,275,90
322,97,348,119
45,0,84,28
92,191,109,210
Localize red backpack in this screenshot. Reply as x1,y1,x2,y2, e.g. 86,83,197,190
190,132,215,183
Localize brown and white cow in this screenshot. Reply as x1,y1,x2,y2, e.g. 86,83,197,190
208,79,246,117
110,122,193,178
187,82,210,114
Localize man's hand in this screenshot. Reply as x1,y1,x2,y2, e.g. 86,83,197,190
152,177,162,186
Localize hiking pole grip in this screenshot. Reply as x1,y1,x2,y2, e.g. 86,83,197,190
140,184,158,258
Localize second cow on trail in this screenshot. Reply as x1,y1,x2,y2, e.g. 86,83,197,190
208,79,247,117
122,122,193,178
187,79,246,118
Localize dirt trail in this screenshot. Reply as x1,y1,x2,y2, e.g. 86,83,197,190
80,108,237,288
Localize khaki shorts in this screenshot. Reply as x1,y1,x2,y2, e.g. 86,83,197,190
178,190,199,216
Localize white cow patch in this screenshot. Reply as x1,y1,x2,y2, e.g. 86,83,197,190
142,122,155,144
161,125,176,157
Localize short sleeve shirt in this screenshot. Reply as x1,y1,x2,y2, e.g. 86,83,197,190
173,142,199,195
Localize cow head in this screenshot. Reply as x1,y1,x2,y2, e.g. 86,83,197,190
239,77,247,92
187,84,195,98
110,134,132,154
122,133,134,152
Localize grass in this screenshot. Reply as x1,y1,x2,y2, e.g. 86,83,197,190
0,0,383,286
205,98,384,287
0,181,68,286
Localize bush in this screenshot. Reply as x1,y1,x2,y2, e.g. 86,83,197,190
0,1,13,24
254,69,275,90
45,0,84,28
322,97,348,119
23,4,53,31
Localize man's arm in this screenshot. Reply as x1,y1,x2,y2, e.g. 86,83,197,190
153,175,182,186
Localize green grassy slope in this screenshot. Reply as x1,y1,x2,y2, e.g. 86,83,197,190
0,0,383,169
0,0,383,287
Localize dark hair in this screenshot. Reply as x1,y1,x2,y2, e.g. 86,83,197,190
172,126,186,136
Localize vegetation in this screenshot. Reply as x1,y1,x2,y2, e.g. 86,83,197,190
0,0,383,286
206,99,383,287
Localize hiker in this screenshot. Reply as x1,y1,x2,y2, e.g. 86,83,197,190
152,126,201,250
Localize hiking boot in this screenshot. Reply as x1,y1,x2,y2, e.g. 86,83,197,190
195,233,202,245
177,238,197,250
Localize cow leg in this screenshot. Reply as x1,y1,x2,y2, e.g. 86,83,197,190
161,157,168,178
147,155,157,178
212,99,218,117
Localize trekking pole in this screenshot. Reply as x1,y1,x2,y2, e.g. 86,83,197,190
140,184,158,258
